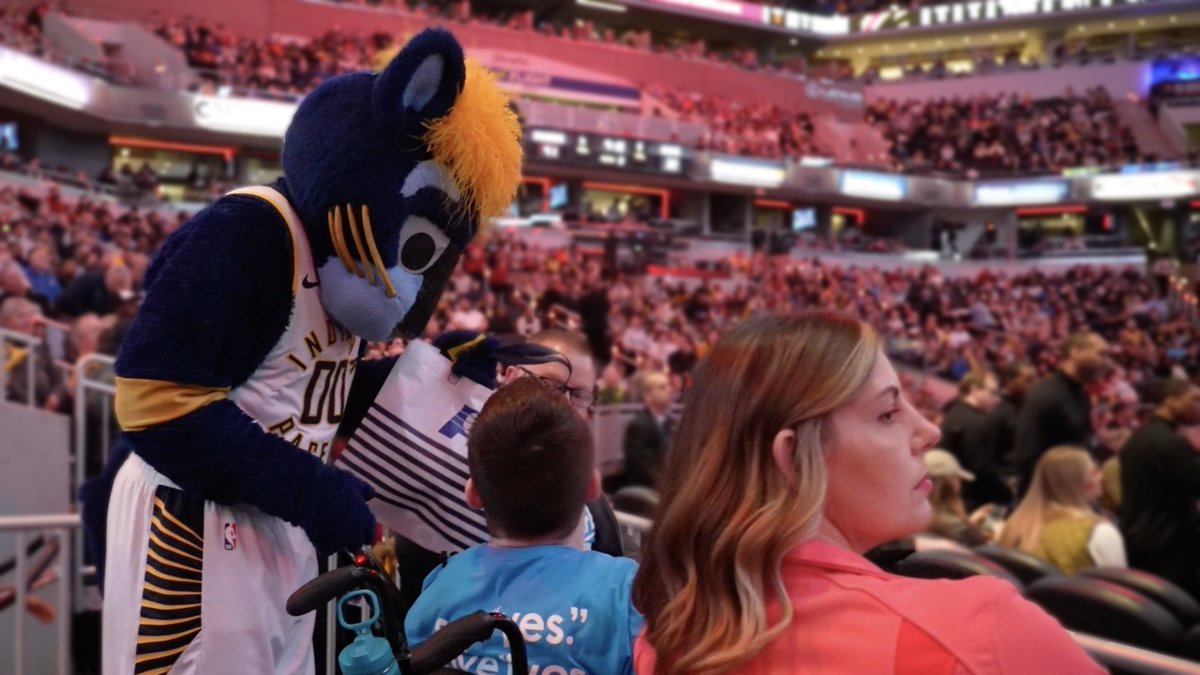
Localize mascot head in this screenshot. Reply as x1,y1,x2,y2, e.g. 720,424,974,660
282,29,521,342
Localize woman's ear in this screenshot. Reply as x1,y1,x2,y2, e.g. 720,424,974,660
771,429,798,485
464,477,484,510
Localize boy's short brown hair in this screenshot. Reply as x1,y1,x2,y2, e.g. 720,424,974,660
468,376,594,539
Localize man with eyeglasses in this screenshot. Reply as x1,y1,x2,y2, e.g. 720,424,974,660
502,330,623,557
504,329,598,416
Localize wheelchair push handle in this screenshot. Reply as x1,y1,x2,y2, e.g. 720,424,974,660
407,611,529,675
287,565,363,616
287,557,409,662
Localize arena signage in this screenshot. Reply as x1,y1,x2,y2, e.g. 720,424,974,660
804,81,865,107
853,0,1164,32
709,157,787,187
634,0,850,35
1090,171,1200,200
190,95,297,138
526,128,690,175
974,180,1068,206
839,170,907,200
1151,80,1200,105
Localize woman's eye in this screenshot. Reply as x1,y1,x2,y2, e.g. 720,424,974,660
397,216,450,274
880,410,898,423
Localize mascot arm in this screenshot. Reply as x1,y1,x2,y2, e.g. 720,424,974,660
114,195,374,555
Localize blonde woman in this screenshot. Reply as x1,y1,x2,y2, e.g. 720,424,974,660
632,312,1100,675
999,446,1126,575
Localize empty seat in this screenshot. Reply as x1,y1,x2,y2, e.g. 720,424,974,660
611,486,660,519
1077,568,1200,629
974,545,1064,587
893,549,1024,591
1027,576,1185,655
1181,625,1200,661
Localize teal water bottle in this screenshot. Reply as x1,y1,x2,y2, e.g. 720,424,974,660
337,590,400,675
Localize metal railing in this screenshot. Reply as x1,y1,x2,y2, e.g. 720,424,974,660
0,514,79,675
1072,632,1200,674
613,511,652,562
72,354,116,615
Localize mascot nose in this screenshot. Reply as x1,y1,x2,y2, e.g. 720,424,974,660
327,203,397,298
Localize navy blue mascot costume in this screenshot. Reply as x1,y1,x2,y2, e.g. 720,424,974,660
86,29,523,674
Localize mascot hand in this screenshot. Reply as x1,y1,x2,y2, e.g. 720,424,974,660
434,330,502,387
304,467,377,557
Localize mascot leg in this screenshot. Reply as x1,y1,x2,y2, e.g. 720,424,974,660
103,454,318,674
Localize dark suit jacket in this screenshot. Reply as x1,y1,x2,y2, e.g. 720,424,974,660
1014,371,1092,492
1119,416,1200,596
623,408,671,490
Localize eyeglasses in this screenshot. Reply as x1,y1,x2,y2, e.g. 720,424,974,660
515,365,596,411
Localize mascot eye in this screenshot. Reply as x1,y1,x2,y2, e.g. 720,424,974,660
397,216,450,274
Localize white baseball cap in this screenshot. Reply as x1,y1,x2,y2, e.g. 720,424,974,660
924,449,975,481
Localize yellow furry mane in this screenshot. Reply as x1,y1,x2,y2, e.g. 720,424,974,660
423,59,523,223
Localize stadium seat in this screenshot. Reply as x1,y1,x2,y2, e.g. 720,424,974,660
974,545,1063,586
1026,576,1186,655
611,486,660,519
1181,625,1200,662
893,549,1024,590
1077,568,1200,628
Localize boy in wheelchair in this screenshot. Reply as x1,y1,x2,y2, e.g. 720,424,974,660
404,376,642,674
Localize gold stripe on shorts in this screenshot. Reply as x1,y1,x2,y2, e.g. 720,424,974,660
135,486,204,674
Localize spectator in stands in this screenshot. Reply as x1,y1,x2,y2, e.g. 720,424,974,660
597,361,630,405
923,449,994,547
999,446,1125,575
633,312,1100,674
1118,377,1200,596
21,244,60,305
404,377,642,675
1,295,62,408
939,370,1009,510
446,295,488,332
0,260,50,316
867,88,1141,176
621,370,675,491
1013,332,1111,494
56,263,133,318
986,360,1035,480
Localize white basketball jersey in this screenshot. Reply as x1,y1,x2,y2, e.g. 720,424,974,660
225,186,361,463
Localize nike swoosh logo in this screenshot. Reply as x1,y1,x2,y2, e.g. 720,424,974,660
301,275,320,289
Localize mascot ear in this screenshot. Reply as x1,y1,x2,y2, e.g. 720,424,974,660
372,29,466,138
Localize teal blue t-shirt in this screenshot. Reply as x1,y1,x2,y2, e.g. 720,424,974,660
404,544,642,675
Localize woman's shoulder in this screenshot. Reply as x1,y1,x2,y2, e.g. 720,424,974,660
883,575,1102,673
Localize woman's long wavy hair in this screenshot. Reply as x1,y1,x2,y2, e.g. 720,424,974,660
998,446,1097,553
631,312,881,675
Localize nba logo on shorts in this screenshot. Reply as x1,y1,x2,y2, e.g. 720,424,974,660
224,522,238,551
